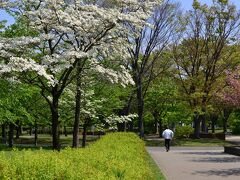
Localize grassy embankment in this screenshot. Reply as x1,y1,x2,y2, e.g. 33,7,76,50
0,132,165,179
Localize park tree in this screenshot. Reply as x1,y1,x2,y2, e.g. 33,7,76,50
0,79,38,147
145,76,191,136
220,67,240,107
126,0,180,138
0,0,159,149
145,77,176,136
216,67,240,133
172,0,240,138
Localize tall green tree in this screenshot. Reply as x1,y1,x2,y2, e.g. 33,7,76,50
172,0,240,137
126,0,180,138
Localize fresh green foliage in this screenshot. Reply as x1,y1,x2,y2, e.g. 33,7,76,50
0,133,163,179
228,110,240,135
174,126,194,139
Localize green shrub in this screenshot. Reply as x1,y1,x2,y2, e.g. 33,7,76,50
0,132,160,179
175,125,194,139
231,121,240,135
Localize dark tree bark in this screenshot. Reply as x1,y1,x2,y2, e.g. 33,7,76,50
136,76,144,138
64,125,68,137
155,119,158,134
201,115,207,133
73,61,82,148
29,126,32,136
200,101,207,133
15,120,21,139
82,123,87,148
223,108,232,133
194,114,200,138
210,113,218,134
34,119,38,146
51,89,60,150
129,121,134,131
1,123,7,144
152,110,160,136
8,123,14,148
159,118,163,138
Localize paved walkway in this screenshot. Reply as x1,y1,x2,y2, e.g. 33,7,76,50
226,135,240,145
147,146,240,180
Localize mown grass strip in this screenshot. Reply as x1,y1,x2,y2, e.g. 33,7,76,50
146,153,165,180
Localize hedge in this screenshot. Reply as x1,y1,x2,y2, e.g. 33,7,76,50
0,132,159,179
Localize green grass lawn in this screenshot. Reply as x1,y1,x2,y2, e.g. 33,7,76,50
0,134,99,151
145,138,234,147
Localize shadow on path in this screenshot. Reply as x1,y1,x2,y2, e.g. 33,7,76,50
178,150,240,163
193,168,240,177
190,156,240,163
178,151,224,156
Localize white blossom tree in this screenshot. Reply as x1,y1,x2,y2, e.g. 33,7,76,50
0,0,159,149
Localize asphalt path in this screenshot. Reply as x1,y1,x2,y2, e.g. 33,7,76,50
147,146,240,180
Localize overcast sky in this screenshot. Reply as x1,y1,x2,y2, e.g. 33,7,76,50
1,0,240,27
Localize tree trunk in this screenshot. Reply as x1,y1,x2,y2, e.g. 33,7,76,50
223,109,231,133
82,124,87,148
129,121,133,131
8,123,14,148
201,114,207,133
64,125,68,137
152,111,159,134
73,61,82,148
34,119,38,146
159,119,163,138
136,77,144,138
201,102,207,133
210,113,218,134
211,122,215,133
51,90,60,150
15,120,21,139
29,126,32,136
1,123,7,144
223,119,227,133
194,114,200,138
155,121,159,134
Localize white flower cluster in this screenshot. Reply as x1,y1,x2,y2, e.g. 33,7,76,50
105,114,138,130
93,63,134,87
1,0,159,86
0,57,55,85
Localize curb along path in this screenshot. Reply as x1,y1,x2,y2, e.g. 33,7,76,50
147,146,240,180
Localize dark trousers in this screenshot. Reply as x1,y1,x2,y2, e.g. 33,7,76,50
165,139,170,151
